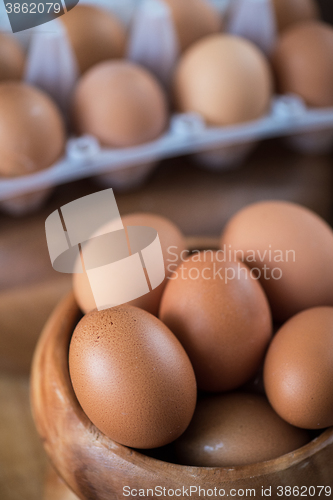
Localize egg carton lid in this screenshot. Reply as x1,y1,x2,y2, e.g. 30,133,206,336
1,94,333,201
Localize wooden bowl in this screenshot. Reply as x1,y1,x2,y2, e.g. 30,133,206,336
31,294,333,500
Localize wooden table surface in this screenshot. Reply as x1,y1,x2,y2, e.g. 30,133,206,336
0,141,332,500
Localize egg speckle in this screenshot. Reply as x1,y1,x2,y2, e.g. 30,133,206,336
69,306,197,449
159,252,272,391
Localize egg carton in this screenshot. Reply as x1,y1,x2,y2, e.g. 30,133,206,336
0,0,332,213
1,95,333,201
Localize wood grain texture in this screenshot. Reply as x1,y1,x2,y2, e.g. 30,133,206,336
0,374,47,500
0,181,91,374
31,293,333,500
114,142,333,237
0,277,71,374
0,181,93,293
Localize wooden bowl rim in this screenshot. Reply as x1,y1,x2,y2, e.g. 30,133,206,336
31,291,333,483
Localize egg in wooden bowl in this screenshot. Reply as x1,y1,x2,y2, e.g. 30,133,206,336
31,238,333,500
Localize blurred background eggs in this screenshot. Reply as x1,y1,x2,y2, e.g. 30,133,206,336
173,34,273,126
273,21,333,107
0,82,65,215
272,0,319,33
72,61,168,147
0,82,65,177
61,4,127,74
162,0,222,52
0,34,25,82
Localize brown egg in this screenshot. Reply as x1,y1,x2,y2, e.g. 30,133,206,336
273,21,333,107
264,307,333,430
272,0,319,33
174,393,310,466
72,61,168,147
173,34,273,126
61,4,126,74
119,212,187,275
73,212,186,316
0,82,65,177
163,0,222,52
0,34,25,82
159,252,272,392
220,201,333,322
69,306,197,449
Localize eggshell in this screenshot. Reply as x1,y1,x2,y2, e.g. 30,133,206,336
163,0,222,52
0,34,25,82
72,61,168,147
73,213,186,316
174,393,310,466
0,82,65,177
264,307,333,430
273,21,333,107
69,306,197,449
221,201,333,322
61,4,126,74
159,252,272,392
173,34,273,126
272,0,319,33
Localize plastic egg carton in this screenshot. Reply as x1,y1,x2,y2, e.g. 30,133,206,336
1,95,333,203
0,0,333,213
